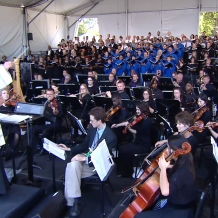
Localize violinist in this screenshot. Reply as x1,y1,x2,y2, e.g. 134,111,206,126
136,135,198,218
107,93,128,141
156,111,198,155
203,121,218,183
142,88,156,114
32,88,63,153
184,82,197,113
192,93,212,143
112,102,152,177
0,88,21,159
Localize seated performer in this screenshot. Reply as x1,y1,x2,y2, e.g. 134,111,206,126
156,111,198,155
106,79,130,99
58,107,117,216
0,88,21,158
142,88,156,114
135,135,198,218
112,102,152,177
32,88,63,152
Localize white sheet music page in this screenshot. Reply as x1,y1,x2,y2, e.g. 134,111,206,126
43,138,66,160
90,139,114,181
0,124,5,146
0,65,12,89
211,136,218,164
0,113,30,123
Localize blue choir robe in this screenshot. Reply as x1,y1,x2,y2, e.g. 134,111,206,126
127,60,140,76
114,60,127,76
139,58,151,74
150,60,164,74
163,61,176,77
104,63,114,74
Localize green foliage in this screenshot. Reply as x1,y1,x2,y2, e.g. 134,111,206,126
77,18,99,36
199,12,218,36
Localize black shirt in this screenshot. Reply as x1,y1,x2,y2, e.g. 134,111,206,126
87,85,98,95
168,166,198,205
187,135,198,155
152,88,163,99
108,104,128,125
118,91,130,100
205,83,216,91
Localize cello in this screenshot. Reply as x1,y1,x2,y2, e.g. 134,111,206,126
119,142,191,218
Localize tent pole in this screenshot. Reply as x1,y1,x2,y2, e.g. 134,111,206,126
27,0,54,26
198,0,201,35
23,8,28,55
125,0,128,37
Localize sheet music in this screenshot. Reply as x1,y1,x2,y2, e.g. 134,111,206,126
0,124,5,146
0,113,30,124
211,136,218,164
0,65,13,89
90,139,114,181
43,138,66,160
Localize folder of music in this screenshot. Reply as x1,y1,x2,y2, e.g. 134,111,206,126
0,113,31,124
90,139,114,181
0,124,5,146
43,138,67,160
211,136,218,164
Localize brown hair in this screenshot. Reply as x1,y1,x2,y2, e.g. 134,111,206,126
136,102,149,115
175,111,194,126
89,107,106,122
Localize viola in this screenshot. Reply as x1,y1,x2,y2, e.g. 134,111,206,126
119,142,191,218
105,106,120,122
4,91,21,107
122,113,146,134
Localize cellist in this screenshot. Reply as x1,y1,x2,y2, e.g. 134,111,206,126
135,135,198,218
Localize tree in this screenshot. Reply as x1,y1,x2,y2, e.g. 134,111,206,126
78,21,87,36
199,12,218,36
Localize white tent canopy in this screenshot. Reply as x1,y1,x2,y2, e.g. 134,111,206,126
0,0,218,59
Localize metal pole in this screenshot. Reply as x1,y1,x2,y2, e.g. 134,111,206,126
125,0,128,37
28,0,54,26
23,8,28,54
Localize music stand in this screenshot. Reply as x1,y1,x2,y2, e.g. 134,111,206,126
99,86,117,93
204,90,218,119
141,74,155,85
93,96,113,110
121,100,141,116
63,96,82,110
26,89,43,102
58,84,80,95
117,76,132,85
32,97,47,105
51,78,61,84
158,77,174,91
67,112,87,135
31,79,50,89
124,87,133,99
14,102,45,184
156,99,180,137
162,90,173,100
77,74,88,84
98,81,113,86
97,74,109,81
132,87,144,100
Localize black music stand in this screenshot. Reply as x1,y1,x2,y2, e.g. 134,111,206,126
156,99,180,137
93,96,113,110
141,74,155,86
162,90,173,100
32,97,47,105
64,96,82,111
121,100,141,116
203,90,218,120
98,81,113,86
117,76,132,85
26,89,43,102
31,79,50,89
158,77,174,91
58,84,80,96
97,74,109,81
14,102,45,184
99,86,117,93
132,87,144,100
77,74,88,84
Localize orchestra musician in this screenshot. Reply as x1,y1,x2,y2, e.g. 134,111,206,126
136,135,198,218
155,111,198,155
58,107,117,217
172,73,185,91
192,93,212,143
106,79,130,99
0,88,21,159
199,74,216,91
128,72,141,87
149,77,163,99
86,76,98,95
184,82,197,112
32,88,63,153
142,88,156,114
173,87,186,110
112,102,152,177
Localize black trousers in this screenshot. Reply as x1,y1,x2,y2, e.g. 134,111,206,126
117,142,151,177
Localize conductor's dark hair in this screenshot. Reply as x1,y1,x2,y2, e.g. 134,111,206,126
89,107,106,122
175,111,194,127
198,92,208,103
168,135,195,179
136,102,149,115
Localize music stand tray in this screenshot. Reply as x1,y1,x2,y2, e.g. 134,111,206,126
58,84,80,96
158,77,174,91
99,86,117,93
77,74,88,84
156,99,180,117
97,74,109,81
117,76,132,85
14,102,45,116
132,87,144,100
141,74,155,83
121,100,141,115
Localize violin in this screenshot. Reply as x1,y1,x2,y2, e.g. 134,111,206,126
205,122,218,129
122,113,146,134
192,105,209,122
4,90,21,107
119,142,191,218
105,106,120,122
48,98,59,115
